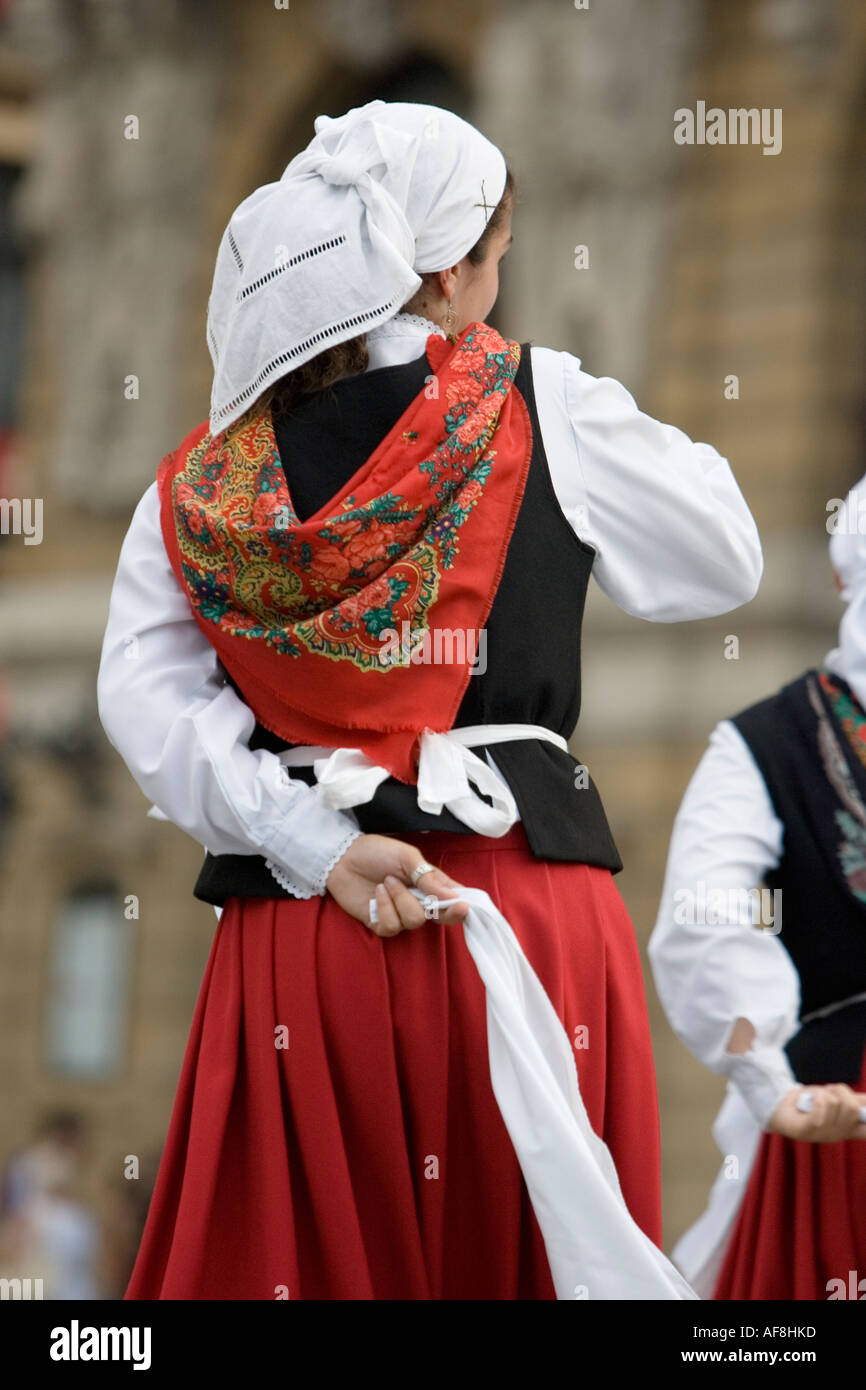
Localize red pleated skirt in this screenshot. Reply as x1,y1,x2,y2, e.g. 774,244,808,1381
714,1050,866,1300
125,824,662,1300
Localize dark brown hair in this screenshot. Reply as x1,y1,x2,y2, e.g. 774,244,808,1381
267,168,514,418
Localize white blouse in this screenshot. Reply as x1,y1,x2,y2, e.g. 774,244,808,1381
97,314,763,897
646,713,814,1294
648,718,801,1130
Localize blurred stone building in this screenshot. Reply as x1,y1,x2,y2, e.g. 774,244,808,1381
0,0,863,1283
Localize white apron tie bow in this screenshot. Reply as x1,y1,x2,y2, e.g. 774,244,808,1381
277,723,569,836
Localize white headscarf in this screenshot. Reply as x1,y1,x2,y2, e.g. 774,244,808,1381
206,100,507,435
826,473,866,708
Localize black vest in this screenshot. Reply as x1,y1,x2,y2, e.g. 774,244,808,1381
194,344,622,905
732,670,866,1082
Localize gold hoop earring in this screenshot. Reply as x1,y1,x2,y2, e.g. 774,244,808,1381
445,299,457,339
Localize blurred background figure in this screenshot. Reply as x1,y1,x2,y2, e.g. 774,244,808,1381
0,0,864,1271
0,1108,83,1218
0,1110,102,1298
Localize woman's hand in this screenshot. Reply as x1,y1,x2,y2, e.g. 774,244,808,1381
325,833,470,937
767,1083,866,1142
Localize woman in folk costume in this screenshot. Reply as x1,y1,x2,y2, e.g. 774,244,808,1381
649,475,866,1302
98,100,762,1301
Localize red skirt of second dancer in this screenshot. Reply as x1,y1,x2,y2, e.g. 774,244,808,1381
125,824,662,1300
714,1049,866,1300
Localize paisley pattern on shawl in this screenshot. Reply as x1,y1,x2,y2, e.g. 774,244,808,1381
169,325,517,671
156,321,533,783
811,670,866,903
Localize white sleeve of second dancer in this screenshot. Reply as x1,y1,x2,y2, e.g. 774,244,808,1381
97,482,362,898
530,346,764,621
647,720,802,1128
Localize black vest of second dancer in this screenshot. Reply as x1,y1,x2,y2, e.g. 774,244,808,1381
194,344,623,905
732,670,866,1084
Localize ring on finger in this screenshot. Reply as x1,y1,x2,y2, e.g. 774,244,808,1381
410,860,437,887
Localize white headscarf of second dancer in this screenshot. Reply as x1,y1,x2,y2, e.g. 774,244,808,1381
827,473,866,708
205,100,507,436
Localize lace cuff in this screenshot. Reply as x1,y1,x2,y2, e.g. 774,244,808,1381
265,824,363,900
725,1044,800,1128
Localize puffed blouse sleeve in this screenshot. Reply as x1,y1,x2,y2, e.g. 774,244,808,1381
647,719,802,1127
97,482,363,898
529,346,764,621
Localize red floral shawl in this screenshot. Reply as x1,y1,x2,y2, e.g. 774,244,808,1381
157,321,532,783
